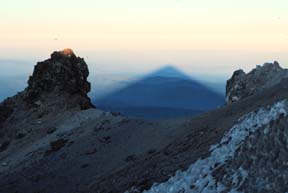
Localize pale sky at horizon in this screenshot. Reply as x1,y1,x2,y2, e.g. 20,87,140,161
0,0,287,76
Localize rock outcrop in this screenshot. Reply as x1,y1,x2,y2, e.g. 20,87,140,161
0,48,94,131
24,48,94,110
226,61,288,104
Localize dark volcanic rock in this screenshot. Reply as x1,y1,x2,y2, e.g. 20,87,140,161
213,114,288,193
0,49,94,142
0,103,13,128
0,49,94,112
226,61,288,104
46,138,69,155
24,48,94,110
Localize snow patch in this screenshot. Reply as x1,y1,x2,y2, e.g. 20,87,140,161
141,100,288,193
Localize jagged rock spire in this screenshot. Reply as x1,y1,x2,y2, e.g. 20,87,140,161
226,61,288,104
25,48,94,109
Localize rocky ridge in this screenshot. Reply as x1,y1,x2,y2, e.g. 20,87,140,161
226,61,288,103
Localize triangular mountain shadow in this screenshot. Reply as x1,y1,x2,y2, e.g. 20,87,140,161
93,66,225,120
145,65,191,79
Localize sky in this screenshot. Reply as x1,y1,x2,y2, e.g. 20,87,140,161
0,0,288,77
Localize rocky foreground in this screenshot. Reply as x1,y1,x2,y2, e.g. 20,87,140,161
1,50,288,193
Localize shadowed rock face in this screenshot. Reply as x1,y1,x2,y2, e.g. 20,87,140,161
26,49,90,100
226,61,288,104
24,49,94,109
0,49,94,131
0,104,13,129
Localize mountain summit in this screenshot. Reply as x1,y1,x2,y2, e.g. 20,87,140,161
146,65,191,79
